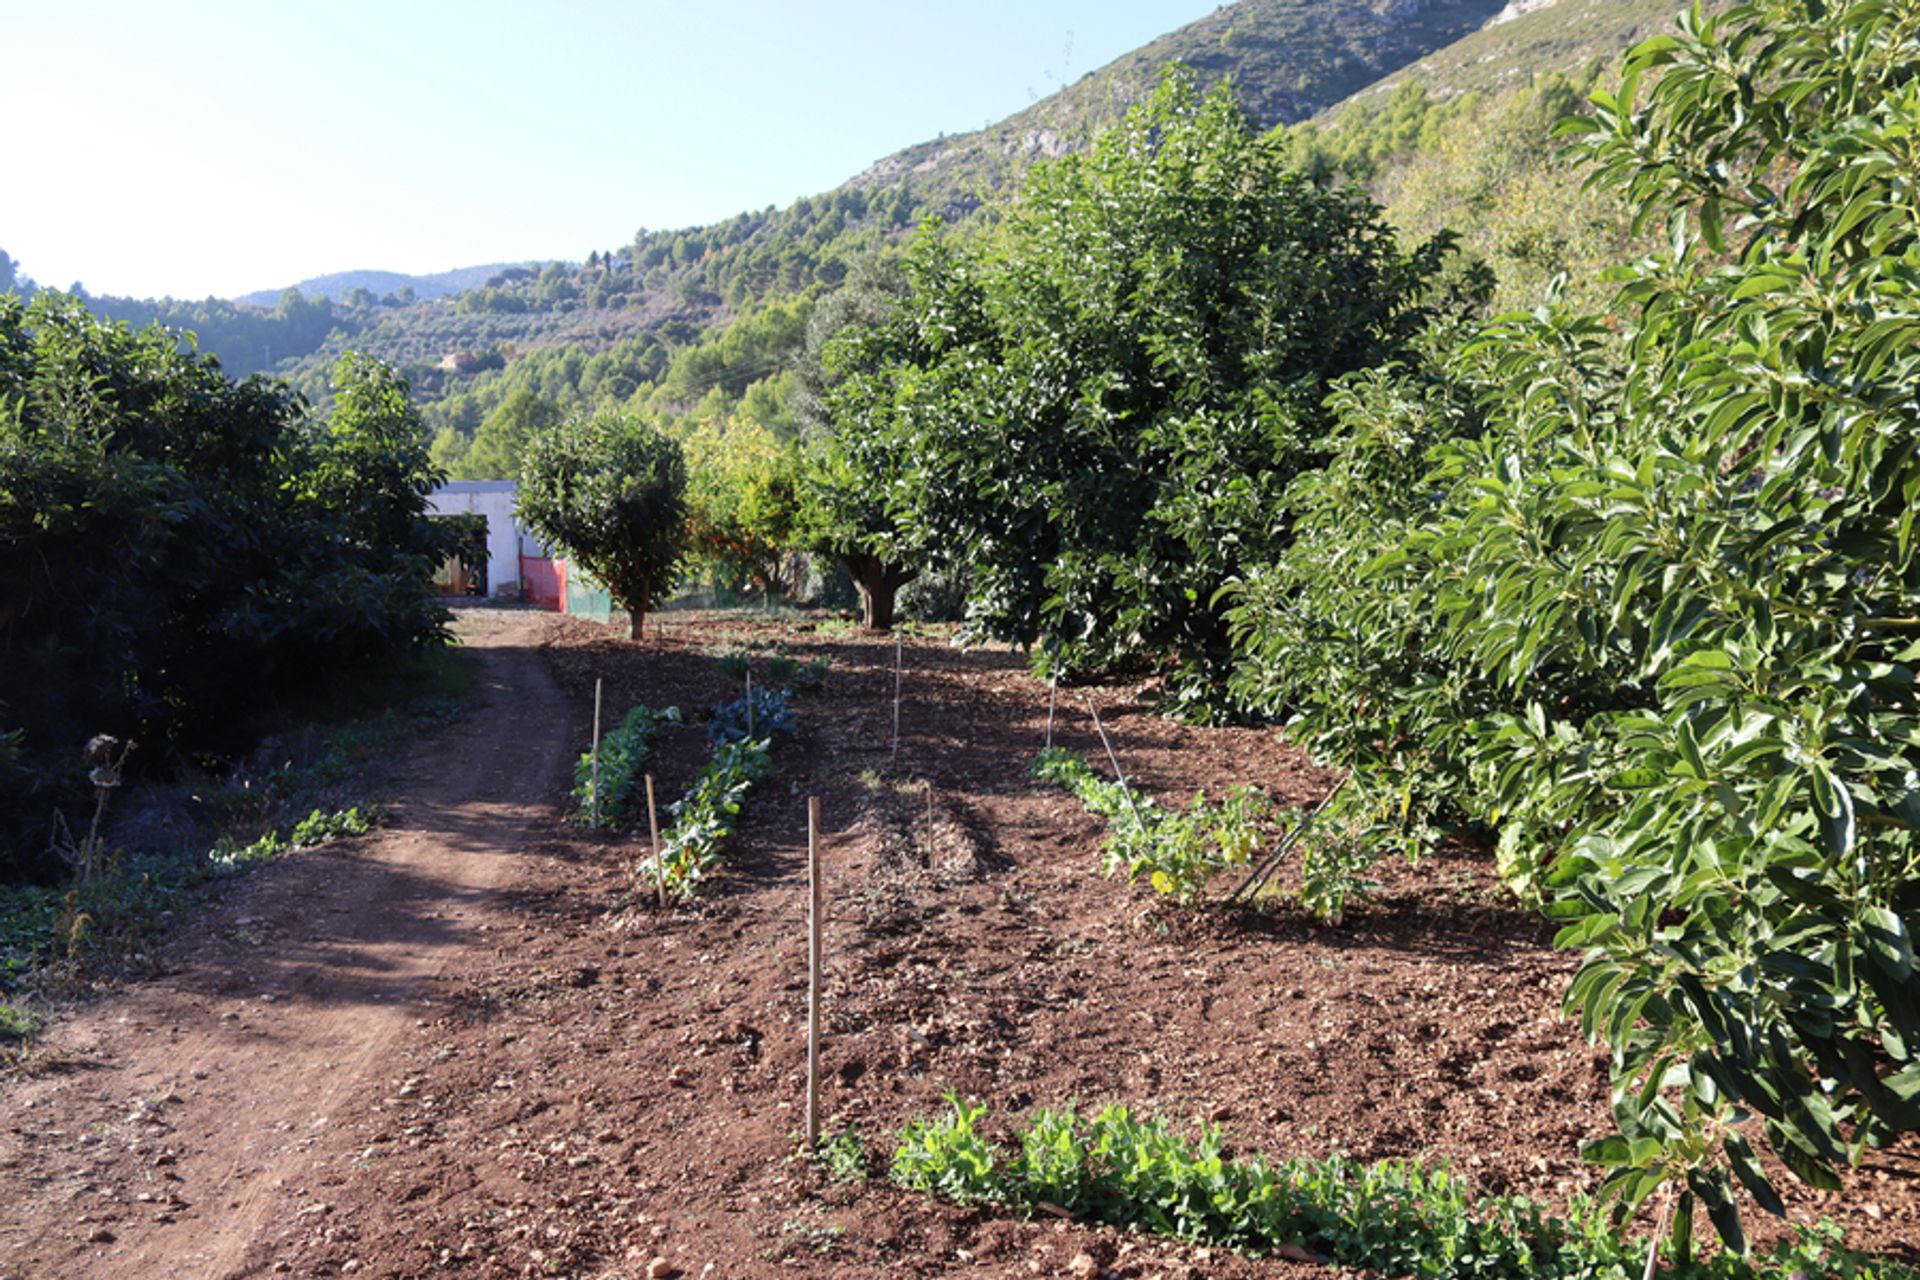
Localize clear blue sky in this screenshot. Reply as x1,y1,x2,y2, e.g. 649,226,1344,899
4,0,1220,301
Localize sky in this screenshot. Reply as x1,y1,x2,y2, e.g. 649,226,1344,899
4,0,1221,302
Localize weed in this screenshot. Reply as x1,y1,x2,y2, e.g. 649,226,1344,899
289,805,386,848
815,1124,871,1184
0,1001,39,1042
777,1220,845,1255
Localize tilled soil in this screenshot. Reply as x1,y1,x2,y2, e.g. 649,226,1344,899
3,606,1915,1280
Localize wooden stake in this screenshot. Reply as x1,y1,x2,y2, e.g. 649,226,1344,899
805,795,824,1148
1045,658,1059,751
646,774,666,908
1642,1183,1675,1280
746,668,755,739
590,678,604,827
890,632,904,765
1084,693,1148,837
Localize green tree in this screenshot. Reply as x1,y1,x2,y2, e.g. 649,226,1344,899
516,412,688,640
1229,0,1920,1253
460,387,560,480
794,252,922,631
681,418,800,598
819,72,1457,692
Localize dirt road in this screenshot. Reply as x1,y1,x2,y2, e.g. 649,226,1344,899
0,609,577,1280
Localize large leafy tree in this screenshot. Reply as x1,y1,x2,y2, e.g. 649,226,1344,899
819,71,1457,695
794,252,924,631
517,412,688,640
1231,0,1920,1253
0,300,447,876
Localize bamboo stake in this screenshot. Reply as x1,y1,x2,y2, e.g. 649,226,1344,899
590,678,604,827
1642,1183,1675,1280
646,774,666,908
805,796,824,1148
1044,652,1059,752
1083,694,1148,838
890,632,904,765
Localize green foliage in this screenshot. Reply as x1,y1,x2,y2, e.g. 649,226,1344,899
571,705,680,829
892,1100,1914,1278
817,72,1460,694
681,416,802,596
516,411,688,639
814,1124,871,1184
209,805,386,872
288,805,386,847
648,737,774,900
0,298,448,877
890,1094,1005,1205
1227,0,1920,1249
0,1000,39,1042
1031,748,1268,905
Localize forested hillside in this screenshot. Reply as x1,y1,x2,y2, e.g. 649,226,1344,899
2,0,1704,471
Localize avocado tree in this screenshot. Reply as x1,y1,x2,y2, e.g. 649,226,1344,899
1229,0,1920,1254
517,412,688,639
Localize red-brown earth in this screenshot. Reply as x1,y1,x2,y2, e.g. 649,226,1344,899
2,606,1914,1279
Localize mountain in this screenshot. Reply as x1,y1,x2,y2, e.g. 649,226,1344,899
846,0,1510,206
1333,0,1699,109
23,0,1698,433
237,264,529,308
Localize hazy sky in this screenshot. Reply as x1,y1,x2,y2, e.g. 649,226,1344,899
5,0,1219,301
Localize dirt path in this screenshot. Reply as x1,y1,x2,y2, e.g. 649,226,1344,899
0,610,577,1280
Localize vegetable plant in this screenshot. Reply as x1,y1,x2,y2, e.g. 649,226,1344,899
648,737,774,899
1032,748,1268,905
888,1099,1915,1279
572,705,679,828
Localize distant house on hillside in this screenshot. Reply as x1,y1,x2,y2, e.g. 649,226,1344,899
426,481,540,601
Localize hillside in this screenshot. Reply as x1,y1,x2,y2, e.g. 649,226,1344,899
847,0,1510,207
236,262,527,308
12,0,1700,437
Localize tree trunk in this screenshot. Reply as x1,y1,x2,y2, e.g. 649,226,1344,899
626,573,650,641
843,551,918,633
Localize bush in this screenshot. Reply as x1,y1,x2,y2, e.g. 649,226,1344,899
0,301,448,879
1224,0,1920,1249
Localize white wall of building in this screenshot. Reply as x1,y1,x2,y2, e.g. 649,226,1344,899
426,482,529,599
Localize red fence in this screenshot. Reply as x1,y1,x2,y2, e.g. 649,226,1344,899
520,555,566,612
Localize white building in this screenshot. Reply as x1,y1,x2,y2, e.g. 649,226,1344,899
425,481,544,600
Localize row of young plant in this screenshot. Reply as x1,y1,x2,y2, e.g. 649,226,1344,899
1031,747,1401,924
875,1096,1913,1280
571,705,681,828
1030,748,1269,907
647,686,799,898
1215,1,1920,1256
